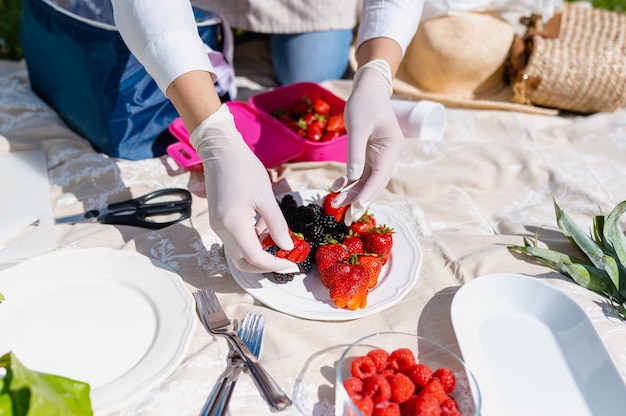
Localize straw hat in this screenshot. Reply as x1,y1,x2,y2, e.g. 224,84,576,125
393,12,558,116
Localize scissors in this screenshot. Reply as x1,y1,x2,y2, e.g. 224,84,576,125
55,188,192,230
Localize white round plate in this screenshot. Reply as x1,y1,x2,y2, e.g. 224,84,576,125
0,248,196,415
227,190,422,321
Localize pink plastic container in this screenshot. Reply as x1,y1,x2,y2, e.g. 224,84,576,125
166,82,348,170
249,82,348,163
166,101,304,170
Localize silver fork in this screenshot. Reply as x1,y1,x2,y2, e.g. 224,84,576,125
194,287,292,411
200,312,264,416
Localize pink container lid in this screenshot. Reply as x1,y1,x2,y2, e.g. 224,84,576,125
166,101,304,170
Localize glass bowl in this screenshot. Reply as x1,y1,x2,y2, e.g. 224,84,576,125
335,332,481,416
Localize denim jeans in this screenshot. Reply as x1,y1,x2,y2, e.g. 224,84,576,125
270,29,354,85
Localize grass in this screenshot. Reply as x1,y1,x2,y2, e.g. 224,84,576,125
0,0,623,61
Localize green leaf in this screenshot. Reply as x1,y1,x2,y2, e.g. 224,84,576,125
508,243,621,301
0,351,93,416
554,200,608,270
602,200,626,293
592,214,605,248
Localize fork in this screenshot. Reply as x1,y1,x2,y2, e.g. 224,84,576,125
200,312,264,416
194,287,292,411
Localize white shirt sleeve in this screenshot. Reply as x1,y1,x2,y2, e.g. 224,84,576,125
357,0,426,56
111,0,216,95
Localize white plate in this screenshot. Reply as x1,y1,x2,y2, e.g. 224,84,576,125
227,190,422,321
451,273,626,416
0,248,196,415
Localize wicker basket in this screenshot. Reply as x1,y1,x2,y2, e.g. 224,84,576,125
511,3,626,114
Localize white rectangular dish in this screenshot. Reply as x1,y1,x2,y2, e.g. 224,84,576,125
451,273,626,416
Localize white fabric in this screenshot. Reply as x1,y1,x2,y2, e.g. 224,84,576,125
111,0,216,94
193,0,361,33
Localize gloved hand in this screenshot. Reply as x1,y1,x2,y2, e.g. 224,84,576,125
190,105,299,274
330,59,405,224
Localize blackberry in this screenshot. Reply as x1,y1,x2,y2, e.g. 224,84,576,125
294,205,318,227
270,271,295,284
303,223,327,248
298,257,313,274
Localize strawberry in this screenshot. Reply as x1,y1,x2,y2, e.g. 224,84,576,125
366,348,389,373
305,119,325,142
315,240,349,273
349,211,377,236
361,225,394,265
357,253,384,289
351,356,378,379
388,348,416,373
289,96,311,117
326,113,345,132
385,373,415,404
363,374,392,404
262,230,310,263
312,97,331,116
322,191,349,222
406,363,433,387
321,130,341,142
300,112,317,126
342,233,364,254
432,367,456,394
326,262,369,310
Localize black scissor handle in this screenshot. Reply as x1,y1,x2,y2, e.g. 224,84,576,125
102,188,192,229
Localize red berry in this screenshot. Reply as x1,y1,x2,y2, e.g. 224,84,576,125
407,363,433,387
440,396,459,413
351,356,378,379
352,395,374,416
366,348,389,373
432,367,456,394
415,392,442,416
388,348,416,373
343,376,364,397
385,372,415,403
422,379,447,404
372,400,401,416
363,374,392,404
312,97,331,115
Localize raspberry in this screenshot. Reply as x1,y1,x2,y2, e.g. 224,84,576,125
367,348,389,373
343,376,364,397
441,409,462,416
440,396,459,413
363,374,392,404
351,356,378,379
432,367,456,394
399,394,419,415
406,363,433,387
422,379,447,404
385,372,415,403
415,392,442,416
372,400,401,416
352,395,374,416
388,348,416,373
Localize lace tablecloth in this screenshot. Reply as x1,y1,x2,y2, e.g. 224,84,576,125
2,59,626,415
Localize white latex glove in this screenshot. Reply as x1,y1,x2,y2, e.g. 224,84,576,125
331,59,405,224
190,105,299,274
